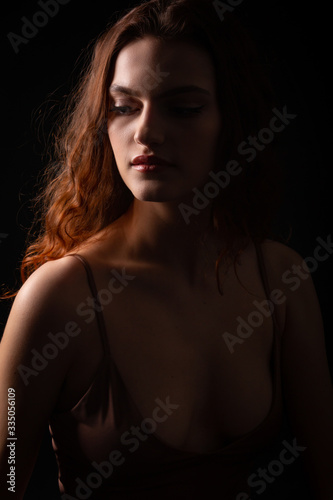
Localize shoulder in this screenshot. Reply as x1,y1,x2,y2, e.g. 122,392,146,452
258,237,325,295
247,238,305,292
257,238,326,343
15,255,89,313
259,238,304,268
263,245,333,494
249,239,318,335
2,255,92,357
0,256,96,493
1,255,97,392
257,238,311,292
260,236,332,288
258,237,320,291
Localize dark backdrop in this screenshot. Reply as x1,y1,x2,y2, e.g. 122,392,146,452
1,1,332,498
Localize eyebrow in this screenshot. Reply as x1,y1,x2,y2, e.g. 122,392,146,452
109,84,211,98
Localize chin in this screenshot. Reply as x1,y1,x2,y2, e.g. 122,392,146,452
133,192,177,203
130,183,184,203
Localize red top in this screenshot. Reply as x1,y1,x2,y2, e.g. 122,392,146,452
48,244,285,499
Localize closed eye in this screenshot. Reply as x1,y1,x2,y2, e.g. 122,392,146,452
171,105,205,116
109,105,136,115
109,104,206,117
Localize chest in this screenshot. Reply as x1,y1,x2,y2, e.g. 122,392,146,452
95,270,276,451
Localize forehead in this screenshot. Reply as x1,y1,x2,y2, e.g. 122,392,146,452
110,35,217,96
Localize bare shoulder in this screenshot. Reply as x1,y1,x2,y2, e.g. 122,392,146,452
251,239,315,335
258,238,313,291
259,238,304,269
0,256,96,498
245,238,303,294
259,237,330,295
12,255,89,315
1,255,92,360
0,254,95,405
261,240,333,495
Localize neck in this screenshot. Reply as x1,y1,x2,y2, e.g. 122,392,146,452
120,198,223,285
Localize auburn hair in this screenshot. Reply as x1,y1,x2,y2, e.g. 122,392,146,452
6,0,283,296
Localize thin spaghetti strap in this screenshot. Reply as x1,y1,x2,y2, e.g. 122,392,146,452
67,253,128,427
254,242,280,335
67,253,111,360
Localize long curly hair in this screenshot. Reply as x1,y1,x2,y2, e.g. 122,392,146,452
7,0,283,296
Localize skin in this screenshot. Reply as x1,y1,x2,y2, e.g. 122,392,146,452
107,35,223,283
0,36,332,499
108,36,221,201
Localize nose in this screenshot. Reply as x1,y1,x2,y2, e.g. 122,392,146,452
134,103,165,147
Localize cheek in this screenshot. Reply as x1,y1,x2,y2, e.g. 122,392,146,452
204,111,221,141
192,115,221,183
203,114,221,161
185,113,221,161
107,123,127,160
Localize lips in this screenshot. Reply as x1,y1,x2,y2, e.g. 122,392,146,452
131,155,175,171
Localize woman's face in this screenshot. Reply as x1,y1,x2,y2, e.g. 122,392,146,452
108,35,221,203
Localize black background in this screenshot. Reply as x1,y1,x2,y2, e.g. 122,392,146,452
1,0,332,498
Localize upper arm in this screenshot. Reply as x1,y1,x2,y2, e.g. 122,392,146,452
0,257,86,499
262,240,333,498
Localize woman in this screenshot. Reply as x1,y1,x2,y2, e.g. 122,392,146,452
0,0,332,498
